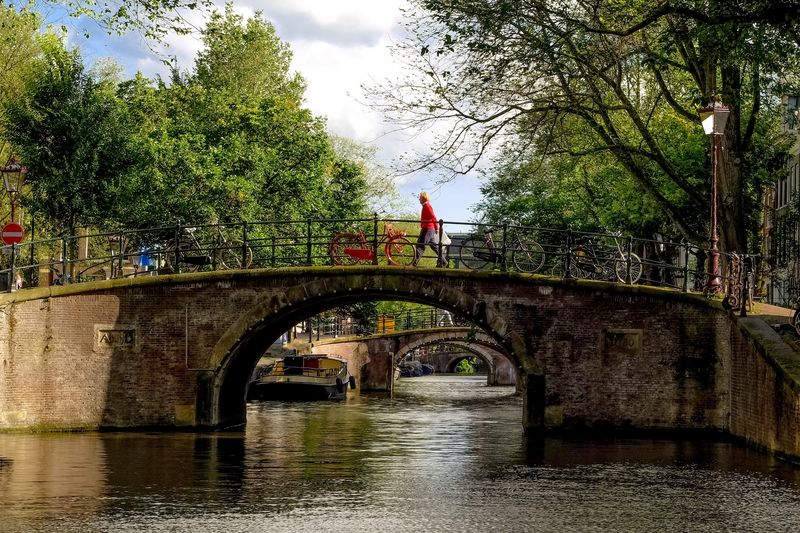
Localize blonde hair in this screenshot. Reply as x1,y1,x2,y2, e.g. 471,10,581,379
419,191,430,202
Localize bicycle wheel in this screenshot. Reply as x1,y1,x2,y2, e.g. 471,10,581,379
218,240,253,269
329,233,363,266
164,238,203,273
386,237,416,266
569,261,591,279
512,240,545,273
793,309,800,336
459,237,491,270
614,252,643,284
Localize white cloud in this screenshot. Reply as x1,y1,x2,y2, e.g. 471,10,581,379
255,0,405,35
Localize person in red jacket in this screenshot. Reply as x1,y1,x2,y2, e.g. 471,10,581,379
413,191,447,267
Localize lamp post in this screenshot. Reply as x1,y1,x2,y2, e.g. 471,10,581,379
697,102,730,292
0,158,27,223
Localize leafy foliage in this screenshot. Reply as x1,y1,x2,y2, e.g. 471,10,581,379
8,0,212,41
0,5,41,162
195,3,305,103
3,5,374,236
372,0,800,251
3,40,136,233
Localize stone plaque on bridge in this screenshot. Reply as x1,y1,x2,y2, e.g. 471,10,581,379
601,329,642,356
95,326,136,350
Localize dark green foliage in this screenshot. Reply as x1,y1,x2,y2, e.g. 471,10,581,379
336,302,378,336
3,5,371,236
3,42,136,233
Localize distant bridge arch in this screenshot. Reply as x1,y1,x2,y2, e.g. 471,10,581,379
311,328,518,387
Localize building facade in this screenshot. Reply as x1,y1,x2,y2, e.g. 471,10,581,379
764,96,800,305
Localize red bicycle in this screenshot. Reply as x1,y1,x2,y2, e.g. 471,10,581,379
329,223,416,266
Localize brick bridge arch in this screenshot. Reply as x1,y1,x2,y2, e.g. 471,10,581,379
310,328,518,387
3,266,799,463
392,329,517,386
392,329,501,362
207,274,527,428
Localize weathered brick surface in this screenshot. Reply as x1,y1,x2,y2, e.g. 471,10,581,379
0,269,796,459
728,318,800,459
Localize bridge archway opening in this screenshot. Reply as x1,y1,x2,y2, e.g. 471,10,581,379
209,281,531,430
394,333,515,384
444,353,487,375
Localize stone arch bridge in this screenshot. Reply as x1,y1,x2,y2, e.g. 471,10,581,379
306,328,517,387
0,266,799,460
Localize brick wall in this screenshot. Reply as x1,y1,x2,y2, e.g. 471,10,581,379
729,318,800,459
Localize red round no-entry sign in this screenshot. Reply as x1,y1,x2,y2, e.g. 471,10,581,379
2,223,24,245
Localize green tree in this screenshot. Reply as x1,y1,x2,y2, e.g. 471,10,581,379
4,5,371,238
3,40,135,233
113,6,370,228
329,134,410,216
0,5,41,161
194,3,304,103
373,0,799,252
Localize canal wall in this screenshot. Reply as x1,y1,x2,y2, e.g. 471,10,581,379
536,299,731,433
305,338,394,392
729,317,800,461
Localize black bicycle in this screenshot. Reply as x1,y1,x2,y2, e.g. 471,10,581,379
552,232,643,284
458,227,545,272
164,226,253,272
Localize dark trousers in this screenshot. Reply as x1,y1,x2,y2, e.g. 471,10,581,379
415,228,447,266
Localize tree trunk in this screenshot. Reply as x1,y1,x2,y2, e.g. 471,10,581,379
718,133,747,253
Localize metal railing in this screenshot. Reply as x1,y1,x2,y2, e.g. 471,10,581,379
0,215,757,310
297,307,473,343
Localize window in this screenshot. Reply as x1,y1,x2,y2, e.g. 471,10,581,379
787,95,800,130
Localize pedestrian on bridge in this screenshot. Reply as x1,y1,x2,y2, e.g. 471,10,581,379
413,191,448,268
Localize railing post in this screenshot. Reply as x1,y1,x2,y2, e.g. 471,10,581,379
317,313,321,341
117,231,125,278
30,217,35,265
372,213,379,266
565,228,573,278
438,219,444,266
242,223,249,268
9,243,17,292
501,223,508,272
740,256,749,317
306,219,313,266
271,236,276,267
174,223,182,274
625,235,633,283
682,243,690,292
61,237,69,284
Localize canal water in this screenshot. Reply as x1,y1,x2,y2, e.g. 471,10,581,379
2,375,800,532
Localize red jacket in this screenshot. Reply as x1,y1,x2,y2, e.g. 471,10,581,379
420,202,439,230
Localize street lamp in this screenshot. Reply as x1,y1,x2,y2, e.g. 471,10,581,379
0,158,27,223
697,102,730,292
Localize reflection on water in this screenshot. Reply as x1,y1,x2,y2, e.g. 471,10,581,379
1,375,800,532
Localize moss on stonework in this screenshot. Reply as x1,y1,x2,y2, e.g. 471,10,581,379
0,423,99,433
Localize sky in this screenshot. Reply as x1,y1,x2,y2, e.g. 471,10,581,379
67,0,486,222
